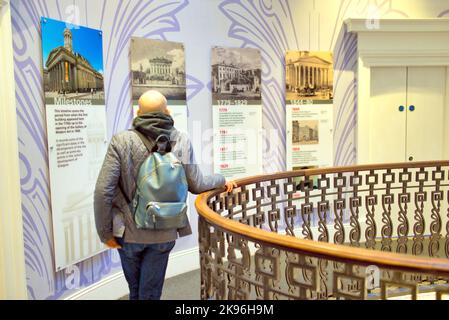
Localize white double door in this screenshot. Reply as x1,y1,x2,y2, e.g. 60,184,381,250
369,66,448,164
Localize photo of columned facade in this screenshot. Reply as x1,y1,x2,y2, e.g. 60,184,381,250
132,56,185,86
131,38,187,101
44,28,104,97
286,51,333,101
148,57,172,76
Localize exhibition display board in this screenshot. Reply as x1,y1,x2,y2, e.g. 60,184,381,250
130,38,188,133
211,47,263,180
285,51,334,172
41,17,107,271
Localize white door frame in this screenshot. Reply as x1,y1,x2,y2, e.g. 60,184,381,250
0,0,27,299
346,18,449,164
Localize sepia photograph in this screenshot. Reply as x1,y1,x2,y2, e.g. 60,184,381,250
285,51,333,102
211,46,261,101
292,120,319,145
131,38,186,101
41,17,105,101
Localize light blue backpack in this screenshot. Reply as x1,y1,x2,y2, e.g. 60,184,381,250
132,130,188,230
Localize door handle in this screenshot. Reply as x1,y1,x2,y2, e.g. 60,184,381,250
409,105,415,112
399,105,405,112
409,156,414,161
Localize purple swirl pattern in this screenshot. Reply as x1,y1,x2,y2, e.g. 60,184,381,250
219,0,298,173
351,0,409,18
217,0,447,170
333,26,357,166
11,0,190,300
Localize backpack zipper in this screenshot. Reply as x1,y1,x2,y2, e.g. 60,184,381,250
138,161,182,188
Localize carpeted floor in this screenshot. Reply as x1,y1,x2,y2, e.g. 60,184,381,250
120,269,201,300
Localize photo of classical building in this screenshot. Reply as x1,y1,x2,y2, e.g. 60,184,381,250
131,38,186,101
212,47,261,101
42,18,104,101
292,120,319,145
286,51,333,102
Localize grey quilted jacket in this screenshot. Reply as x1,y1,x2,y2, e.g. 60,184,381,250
94,119,225,244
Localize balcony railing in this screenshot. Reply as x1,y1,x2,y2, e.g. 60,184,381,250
195,161,449,300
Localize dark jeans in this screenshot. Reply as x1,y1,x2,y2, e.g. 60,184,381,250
116,237,175,300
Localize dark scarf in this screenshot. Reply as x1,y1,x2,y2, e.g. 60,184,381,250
132,112,175,141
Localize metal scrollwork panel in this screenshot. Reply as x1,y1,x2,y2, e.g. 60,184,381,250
199,163,449,300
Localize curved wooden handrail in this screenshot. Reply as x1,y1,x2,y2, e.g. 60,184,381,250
235,160,449,186
195,160,449,277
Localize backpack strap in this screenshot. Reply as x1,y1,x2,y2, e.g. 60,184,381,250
132,129,156,152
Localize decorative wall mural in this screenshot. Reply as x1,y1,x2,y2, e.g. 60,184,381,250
12,0,190,300
11,0,449,300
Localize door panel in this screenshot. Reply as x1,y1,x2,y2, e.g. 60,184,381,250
370,67,407,164
407,67,446,162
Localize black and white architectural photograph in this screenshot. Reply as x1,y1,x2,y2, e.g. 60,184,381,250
131,38,186,101
212,46,261,101
292,120,319,145
286,51,333,102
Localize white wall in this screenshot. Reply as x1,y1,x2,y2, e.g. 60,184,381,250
0,0,27,300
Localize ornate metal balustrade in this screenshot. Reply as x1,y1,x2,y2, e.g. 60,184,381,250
195,161,449,300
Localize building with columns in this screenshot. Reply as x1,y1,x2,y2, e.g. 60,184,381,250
44,28,103,93
286,51,333,95
132,56,185,87
148,57,172,77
